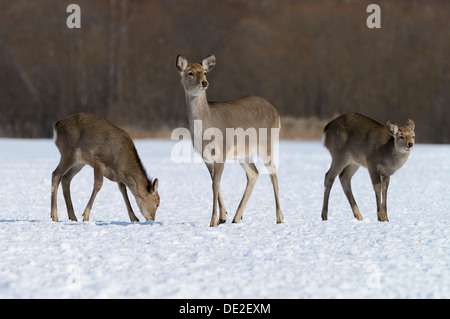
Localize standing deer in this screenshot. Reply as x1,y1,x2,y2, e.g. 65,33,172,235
176,54,283,227
50,113,159,222
321,112,415,221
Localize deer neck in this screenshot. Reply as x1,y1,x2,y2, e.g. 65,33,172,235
119,159,149,197
380,137,410,174
387,137,408,158
185,91,210,132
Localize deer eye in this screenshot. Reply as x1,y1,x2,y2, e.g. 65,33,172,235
187,71,194,77
399,135,404,139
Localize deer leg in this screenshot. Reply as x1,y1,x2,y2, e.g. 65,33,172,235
61,164,84,221
322,160,346,221
83,161,106,222
374,183,384,221
381,175,390,222
339,164,363,220
258,147,283,224
51,154,76,222
369,169,388,222
210,162,225,227
118,182,139,222
232,162,259,223
263,160,284,224
51,169,63,222
205,162,227,224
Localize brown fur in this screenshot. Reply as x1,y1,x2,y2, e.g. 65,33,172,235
321,112,415,221
50,113,159,222
177,55,283,226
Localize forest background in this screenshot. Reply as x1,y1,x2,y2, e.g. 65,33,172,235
0,0,448,143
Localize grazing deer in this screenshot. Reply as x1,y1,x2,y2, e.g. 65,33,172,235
50,113,159,222
176,54,283,227
321,112,415,222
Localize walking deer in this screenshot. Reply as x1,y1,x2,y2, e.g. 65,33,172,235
176,54,283,227
50,113,159,222
321,112,415,221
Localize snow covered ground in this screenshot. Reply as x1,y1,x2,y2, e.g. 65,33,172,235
0,138,449,298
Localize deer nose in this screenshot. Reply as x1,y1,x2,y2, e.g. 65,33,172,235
407,142,413,148
202,81,208,88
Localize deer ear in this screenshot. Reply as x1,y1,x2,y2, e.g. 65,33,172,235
386,121,398,135
176,55,187,74
406,119,415,131
148,178,158,194
202,55,216,73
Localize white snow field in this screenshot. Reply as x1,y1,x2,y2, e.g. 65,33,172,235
0,138,449,299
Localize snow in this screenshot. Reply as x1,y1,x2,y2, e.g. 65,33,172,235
1,138,450,298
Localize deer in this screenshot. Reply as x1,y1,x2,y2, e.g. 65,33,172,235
321,112,415,222
176,54,284,227
50,113,159,222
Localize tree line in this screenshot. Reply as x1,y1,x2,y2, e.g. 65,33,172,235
0,0,448,143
